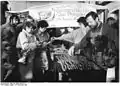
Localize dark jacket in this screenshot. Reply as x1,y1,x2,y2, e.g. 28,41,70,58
74,22,117,70
1,23,16,46
75,23,115,50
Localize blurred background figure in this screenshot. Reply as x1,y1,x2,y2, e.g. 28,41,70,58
107,13,119,49
106,12,119,82
1,14,21,82
1,1,9,25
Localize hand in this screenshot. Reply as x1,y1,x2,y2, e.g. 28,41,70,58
90,38,95,45
68,46,75,56
51,37,58,40
29,42,37,50
51,37,55,40
42,42,48,47
36,41,41,46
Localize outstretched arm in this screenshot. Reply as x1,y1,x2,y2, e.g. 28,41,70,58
54,32,74,43
74,30,90,51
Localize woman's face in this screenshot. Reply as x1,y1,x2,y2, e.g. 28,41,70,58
26,26,33,34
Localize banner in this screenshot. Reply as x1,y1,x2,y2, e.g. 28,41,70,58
52,3,96,20
26,3,97,21
28,8,54,20
11,3,106,27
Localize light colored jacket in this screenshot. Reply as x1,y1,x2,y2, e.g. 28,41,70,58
57,27,89,44
16,29,37,50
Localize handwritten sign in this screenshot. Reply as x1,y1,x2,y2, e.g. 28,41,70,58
26,3,97,27
38,11,53,20
28,3,96,21
52,4,96,20
28,9,54,20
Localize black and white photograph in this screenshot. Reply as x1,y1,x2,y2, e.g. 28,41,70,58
0,0,119,83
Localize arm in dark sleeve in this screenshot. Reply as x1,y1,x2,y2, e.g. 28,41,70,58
74,30,90,51
102,24,117,50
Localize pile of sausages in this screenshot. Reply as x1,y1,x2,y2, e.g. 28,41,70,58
53,49,84,72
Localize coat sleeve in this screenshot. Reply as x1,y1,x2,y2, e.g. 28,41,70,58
56,32,74,43
74,30,90,50
102,24,117,50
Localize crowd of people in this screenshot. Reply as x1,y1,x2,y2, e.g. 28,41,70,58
1,1,119,82
1,12,54,81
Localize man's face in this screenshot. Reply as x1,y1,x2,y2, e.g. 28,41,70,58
86,16,97,29
39,27,46,33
